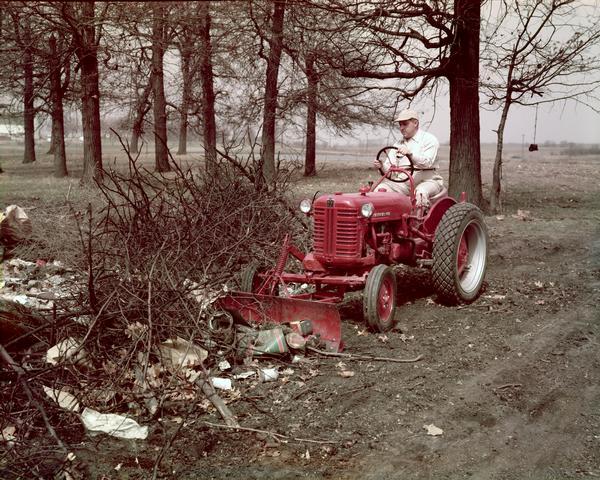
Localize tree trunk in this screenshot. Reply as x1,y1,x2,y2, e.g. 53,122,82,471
447,0,482,207
130,128,140,154
259,0,286,190
491,102,511,214
77,1,103,184
22,19,36,164
49,35,68,177
46,129,55,154
198,1,217,176
177,43,192,155
130,82,151,155
304,53,318,177
152,2,170,172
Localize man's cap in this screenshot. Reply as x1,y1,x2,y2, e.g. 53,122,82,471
394,109,419,122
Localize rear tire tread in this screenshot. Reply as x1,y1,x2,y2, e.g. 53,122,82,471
432,203,487,305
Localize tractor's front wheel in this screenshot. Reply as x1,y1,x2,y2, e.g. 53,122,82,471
432,203,488,305
363,264,397,332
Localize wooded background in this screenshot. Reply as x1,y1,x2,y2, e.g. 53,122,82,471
1,0,598,211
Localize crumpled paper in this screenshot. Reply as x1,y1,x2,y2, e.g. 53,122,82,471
80,408,148,440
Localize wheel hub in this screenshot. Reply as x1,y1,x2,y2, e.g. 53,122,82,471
377,278,393,319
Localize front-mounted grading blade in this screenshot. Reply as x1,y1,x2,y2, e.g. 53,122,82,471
218,291,343,352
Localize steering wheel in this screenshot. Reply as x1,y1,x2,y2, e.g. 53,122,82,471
375,146,415,183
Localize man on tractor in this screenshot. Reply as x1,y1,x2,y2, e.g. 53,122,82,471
373,109,444,207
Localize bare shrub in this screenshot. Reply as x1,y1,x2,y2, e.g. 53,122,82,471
66,155,307,397
1,156,307,478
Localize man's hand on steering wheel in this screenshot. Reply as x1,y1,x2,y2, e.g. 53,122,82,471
375,146,415,183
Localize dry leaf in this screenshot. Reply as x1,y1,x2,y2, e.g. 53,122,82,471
534,281,543,289
512,209,531,221
43,386,81,412
486,294,506,301
338,370,355,378
377,334,389,343
1,426,16,443
424,424,443,436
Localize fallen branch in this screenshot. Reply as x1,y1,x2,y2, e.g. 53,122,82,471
494,383,522,390
203,421,338,445
194,377,239,428
0,343,67,453
307,346,424,363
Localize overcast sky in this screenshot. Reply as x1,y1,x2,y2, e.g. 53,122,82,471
419,98,600,145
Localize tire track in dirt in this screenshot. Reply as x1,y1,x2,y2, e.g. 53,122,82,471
344,219,600,479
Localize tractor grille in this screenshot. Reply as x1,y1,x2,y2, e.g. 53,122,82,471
313,206,360,258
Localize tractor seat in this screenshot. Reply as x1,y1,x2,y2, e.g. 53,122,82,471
429,186,448,206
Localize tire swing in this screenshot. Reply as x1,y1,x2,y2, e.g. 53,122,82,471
529,105,539,152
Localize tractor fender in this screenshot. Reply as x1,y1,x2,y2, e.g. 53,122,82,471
423,197,457,235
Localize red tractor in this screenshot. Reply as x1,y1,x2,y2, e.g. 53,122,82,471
219,147,488,351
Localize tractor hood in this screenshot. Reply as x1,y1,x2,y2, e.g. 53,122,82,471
313,191,412,220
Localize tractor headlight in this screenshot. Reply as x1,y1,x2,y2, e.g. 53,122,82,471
361,202,374,218
299,199,312,214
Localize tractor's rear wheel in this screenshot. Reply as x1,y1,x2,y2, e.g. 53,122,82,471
240,265,261,293
432,203,488,305
363,264,397,332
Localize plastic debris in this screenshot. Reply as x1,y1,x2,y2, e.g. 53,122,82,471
46,338,88,366
158,337,208,370
258,368,279,382
424,424,443,436
218,359,231,371
210,377,233,390
1,426,16,447
233,371,256,380
43,386,81,412
0,205,32,246
80,408,148,439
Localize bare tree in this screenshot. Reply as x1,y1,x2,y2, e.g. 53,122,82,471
317,0,484,206
151,1,169,172
481,0,600,213
21,17,36,165
68,1,104,183
130,67,152,155
4,11,38,164
259,0,287,190
280,3,388,177
172,7,196,156
197,1,218,175
48,33,69,177
304,51,319,176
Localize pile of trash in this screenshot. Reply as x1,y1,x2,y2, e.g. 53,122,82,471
0,208,317,443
